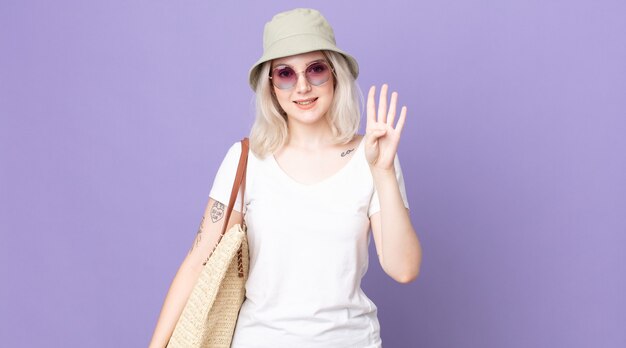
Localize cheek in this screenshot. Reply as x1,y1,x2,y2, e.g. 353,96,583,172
327,76,336,98
275,93,291,110
325,85,335,102
272,88,288,108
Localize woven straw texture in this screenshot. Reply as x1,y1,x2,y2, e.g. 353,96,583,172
167,224,249,348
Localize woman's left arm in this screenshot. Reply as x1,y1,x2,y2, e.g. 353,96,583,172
365,84,422,284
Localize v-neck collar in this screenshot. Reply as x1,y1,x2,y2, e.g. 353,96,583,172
269,136,365,188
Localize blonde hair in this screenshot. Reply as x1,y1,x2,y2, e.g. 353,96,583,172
249,50,361,158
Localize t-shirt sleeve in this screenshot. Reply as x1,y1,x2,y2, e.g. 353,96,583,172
208,142,245,213
368,154,410,217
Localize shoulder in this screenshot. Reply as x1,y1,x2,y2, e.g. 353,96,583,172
218,140,265,171
212,140,250,178
225,141,242,157
219,140,250,164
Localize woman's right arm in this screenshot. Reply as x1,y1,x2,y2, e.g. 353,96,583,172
148,198,243,348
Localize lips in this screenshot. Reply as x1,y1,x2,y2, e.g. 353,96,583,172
293,97,318,105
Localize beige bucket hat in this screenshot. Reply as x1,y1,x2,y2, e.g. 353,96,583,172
248,8,359,91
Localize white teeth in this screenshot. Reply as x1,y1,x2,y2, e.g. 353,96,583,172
294,98,316,105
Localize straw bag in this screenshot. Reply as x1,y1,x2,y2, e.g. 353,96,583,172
167,138,250,348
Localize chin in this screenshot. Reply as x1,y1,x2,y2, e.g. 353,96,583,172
287,112,328,125
285,106,331,124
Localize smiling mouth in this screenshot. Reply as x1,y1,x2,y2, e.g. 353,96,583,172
293,98,318,105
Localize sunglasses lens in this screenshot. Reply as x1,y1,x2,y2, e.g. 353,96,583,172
305,62,331,86
271,66,297,89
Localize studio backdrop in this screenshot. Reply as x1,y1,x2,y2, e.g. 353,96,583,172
1,1,624,347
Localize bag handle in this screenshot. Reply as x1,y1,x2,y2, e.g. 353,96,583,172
203,138,249,273
220,137,249,239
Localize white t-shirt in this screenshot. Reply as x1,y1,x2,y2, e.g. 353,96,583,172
208,137,409,348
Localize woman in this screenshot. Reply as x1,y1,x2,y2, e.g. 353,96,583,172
150,8,422,348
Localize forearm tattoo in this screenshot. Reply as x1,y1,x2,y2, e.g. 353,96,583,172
341,148,355,157
195,216,205,247
189,215,205,254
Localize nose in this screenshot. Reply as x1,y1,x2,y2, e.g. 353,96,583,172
295,71,311,93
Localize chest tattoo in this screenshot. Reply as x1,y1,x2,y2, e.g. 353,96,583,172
341,148,355,157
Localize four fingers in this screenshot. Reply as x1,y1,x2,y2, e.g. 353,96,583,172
367,84,407,132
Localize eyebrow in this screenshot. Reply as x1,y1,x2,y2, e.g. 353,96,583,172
271,59,327,70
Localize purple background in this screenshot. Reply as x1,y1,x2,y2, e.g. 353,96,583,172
1,1,625,347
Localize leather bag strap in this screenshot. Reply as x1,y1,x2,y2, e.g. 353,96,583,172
219,137,249,238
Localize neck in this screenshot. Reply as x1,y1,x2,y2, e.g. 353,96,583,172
285,117,335,149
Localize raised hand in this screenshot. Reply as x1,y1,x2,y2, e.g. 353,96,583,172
364,84,407,170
